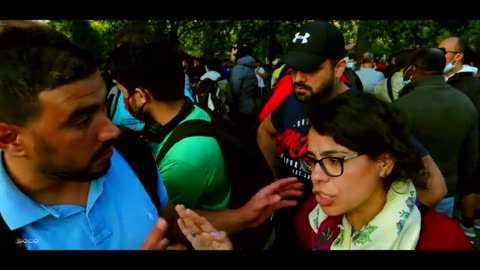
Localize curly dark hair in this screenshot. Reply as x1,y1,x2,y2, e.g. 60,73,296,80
307,91,428,191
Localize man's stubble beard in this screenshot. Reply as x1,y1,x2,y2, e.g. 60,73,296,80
33,134,114,183
39,160,112,183
293,77,335,105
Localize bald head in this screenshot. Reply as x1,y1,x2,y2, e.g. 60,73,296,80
438,37,460,52
438,36,471,65
362,51,374,63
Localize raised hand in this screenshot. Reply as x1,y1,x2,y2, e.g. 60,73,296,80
241,177,304,228
176,204,233,250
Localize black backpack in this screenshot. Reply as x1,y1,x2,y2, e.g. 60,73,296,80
195,78,223,114
344,68,364,92
155,104,275,250
0,127,161,250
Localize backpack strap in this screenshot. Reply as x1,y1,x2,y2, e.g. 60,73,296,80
386,76,394,102
106,86,121,120
344,68,363,91
156,120,214,165
114,126,161,211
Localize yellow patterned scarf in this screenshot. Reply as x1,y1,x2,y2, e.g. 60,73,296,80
309,180,421,250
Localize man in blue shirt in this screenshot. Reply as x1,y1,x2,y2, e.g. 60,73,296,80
0,20,174,250
0,21,304,250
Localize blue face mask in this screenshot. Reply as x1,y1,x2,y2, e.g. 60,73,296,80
443,62,455,74
401,80,411,86
443,54,458,74
344,56,354,69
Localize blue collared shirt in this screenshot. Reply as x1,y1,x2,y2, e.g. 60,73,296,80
0,148,169,250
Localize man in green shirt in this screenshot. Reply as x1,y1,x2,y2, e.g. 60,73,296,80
150,104,230,210
110,39,230,211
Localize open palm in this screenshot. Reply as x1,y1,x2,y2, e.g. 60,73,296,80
176,205,233,250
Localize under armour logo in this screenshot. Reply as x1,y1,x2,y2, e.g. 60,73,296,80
292,32,310,44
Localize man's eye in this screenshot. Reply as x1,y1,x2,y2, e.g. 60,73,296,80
76,115,92,126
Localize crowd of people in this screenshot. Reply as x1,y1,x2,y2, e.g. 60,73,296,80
0,19,478,251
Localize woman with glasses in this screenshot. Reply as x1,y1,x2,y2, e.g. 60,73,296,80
293,92,474,250
174,92,474,250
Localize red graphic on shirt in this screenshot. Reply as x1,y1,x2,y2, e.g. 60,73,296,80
283,129,308,159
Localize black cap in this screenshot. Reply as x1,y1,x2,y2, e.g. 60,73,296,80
282,21,345,72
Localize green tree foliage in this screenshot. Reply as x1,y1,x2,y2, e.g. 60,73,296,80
48,20,105,65
45,20,480,68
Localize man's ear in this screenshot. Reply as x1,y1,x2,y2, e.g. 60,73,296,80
134,88,150,103
377,152,395,178
0,123,26,157
335,58,347,79
456,52,464,63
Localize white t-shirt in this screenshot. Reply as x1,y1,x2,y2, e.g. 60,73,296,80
256,66,266,88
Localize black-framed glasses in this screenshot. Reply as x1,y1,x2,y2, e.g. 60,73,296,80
438,48,461,54
299,153,363,177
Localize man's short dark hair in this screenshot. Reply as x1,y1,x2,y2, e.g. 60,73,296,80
408,48,446,74
109,38,185,102
232,42,251,59
0,20,99,126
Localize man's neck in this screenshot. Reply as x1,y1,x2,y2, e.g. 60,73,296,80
330,81,351,99
2,153,90,206
310,81,350,106
361,63,375,69
149,98,186,126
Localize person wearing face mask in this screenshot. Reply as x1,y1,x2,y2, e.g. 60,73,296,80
393,48,478,233
109,39,232,213
440,37,478,80
374,48,416,103
257,21,447,251
438,37,480,243
105,27,194,131
109,37,307,251
170,92,474,251
354,51,385,93
342,54,364,92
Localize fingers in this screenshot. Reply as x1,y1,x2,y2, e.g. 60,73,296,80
177,215,203,243
177,205,217,233
274,176,300,186
210,231,233,250
214,231,228,239
141,218,169,250
281,181,305,190
177,218,194,242
277,182,304,194
175,204,188,219
185,208,216,233
273,199,299,210
278,189,303,198
168,243,188,250
261,177,301,195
